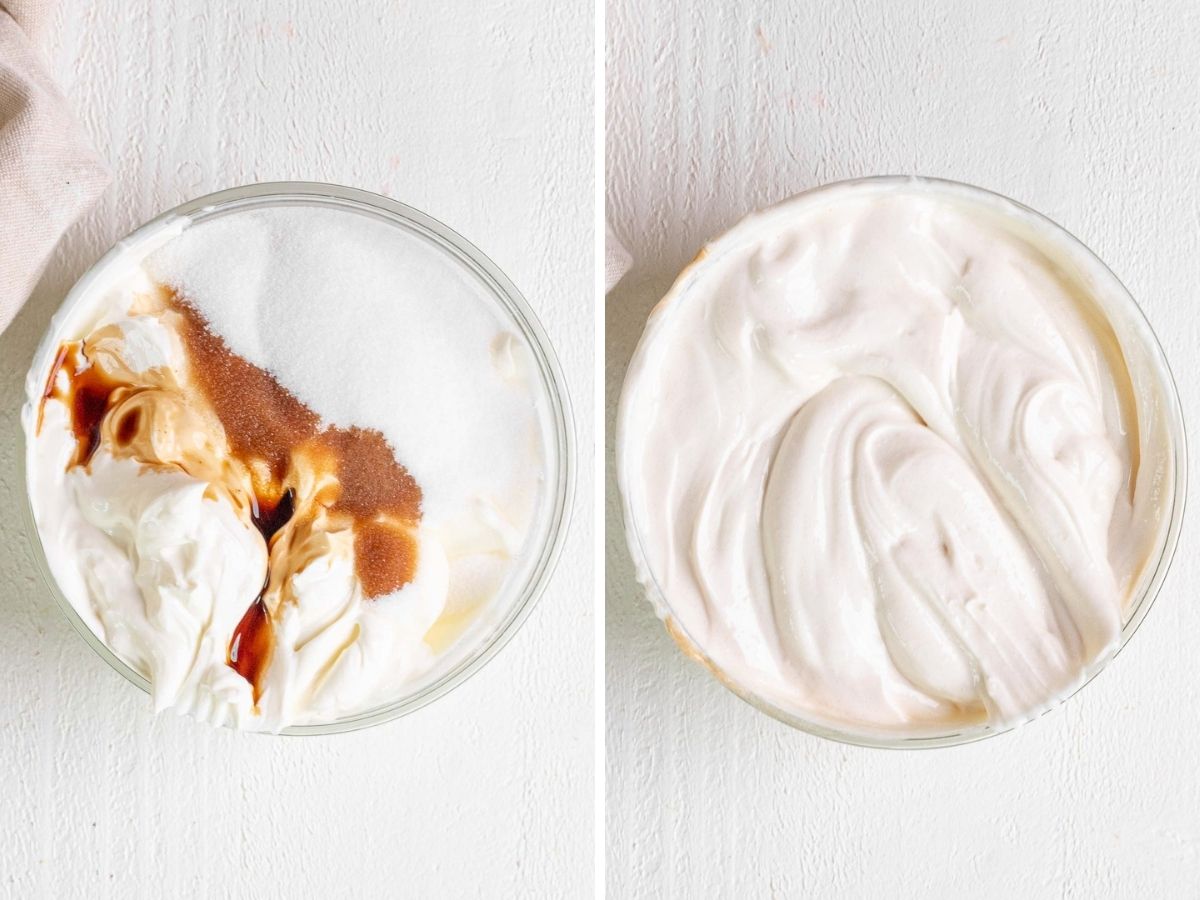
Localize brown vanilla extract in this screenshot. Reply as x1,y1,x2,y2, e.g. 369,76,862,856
39,288,424,704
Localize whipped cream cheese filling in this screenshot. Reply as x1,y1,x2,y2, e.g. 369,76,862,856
24,207,550,732
618,180,1176,736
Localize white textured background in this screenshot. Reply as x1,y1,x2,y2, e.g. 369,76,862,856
607,1,1200,897
0,1,592,896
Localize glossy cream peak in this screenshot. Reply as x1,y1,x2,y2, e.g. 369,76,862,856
619,180,1174,737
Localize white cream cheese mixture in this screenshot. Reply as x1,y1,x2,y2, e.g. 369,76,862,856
618,179,1176,737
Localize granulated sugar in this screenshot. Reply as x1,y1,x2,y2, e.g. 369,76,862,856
144,205,545,525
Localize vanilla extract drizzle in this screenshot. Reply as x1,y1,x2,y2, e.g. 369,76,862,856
39,288,424,705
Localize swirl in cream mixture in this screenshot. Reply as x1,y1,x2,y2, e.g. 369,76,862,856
618,180,1175,736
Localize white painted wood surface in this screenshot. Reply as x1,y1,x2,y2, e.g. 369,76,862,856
606,1,1200,896
0,1,593,896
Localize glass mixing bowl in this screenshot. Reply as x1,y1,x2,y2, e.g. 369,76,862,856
616,175,1186,749
21,182,575,735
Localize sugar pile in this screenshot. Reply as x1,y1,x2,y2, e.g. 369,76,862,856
144,205,545,525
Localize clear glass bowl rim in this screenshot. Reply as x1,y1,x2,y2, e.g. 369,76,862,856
21,181,576,736
616,174,1188,750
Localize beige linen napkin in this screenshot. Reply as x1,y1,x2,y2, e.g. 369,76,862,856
605,222,631,293
0,0,109,333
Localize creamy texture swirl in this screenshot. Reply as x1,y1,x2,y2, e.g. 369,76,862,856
618,180,1175,736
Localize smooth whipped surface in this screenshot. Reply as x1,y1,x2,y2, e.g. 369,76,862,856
24,206,549,731
619,180,1175,737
